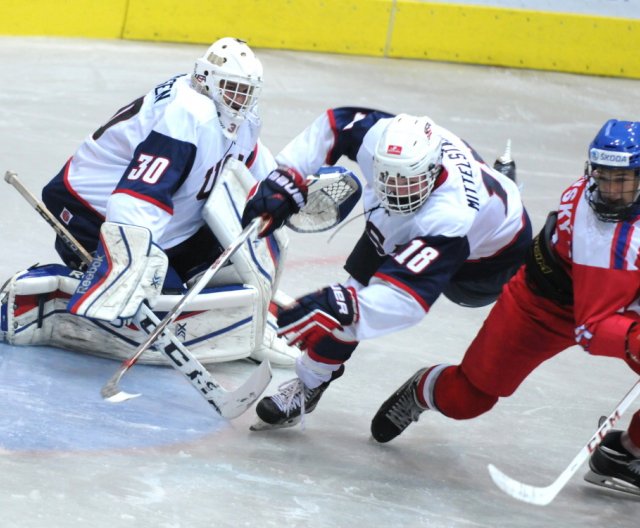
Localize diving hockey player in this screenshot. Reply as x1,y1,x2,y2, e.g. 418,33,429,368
241,108,531,430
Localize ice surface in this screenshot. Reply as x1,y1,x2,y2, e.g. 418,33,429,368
0,37,638,527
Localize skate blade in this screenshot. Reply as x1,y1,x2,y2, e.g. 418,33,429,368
249,416,301,432
584,470,640,497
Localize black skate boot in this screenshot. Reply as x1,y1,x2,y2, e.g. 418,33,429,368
250,366,344,431
370,368,429,443
493,139,516,183
584,430,640,496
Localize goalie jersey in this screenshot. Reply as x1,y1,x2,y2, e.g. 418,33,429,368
277,107,531,340
42,74,276,266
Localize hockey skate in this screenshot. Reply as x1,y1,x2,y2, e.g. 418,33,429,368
250,366,344,431
493,139,516,183
584,429,640,497
370,368,428,443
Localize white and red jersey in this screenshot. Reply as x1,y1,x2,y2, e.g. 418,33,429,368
278,107,529,340
43,74,276,251
434,176,640,405
552,177,640,358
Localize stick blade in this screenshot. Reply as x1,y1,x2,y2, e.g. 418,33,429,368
217,360,272,419
100,371,141,403
102,389,142,403
487,464,556,506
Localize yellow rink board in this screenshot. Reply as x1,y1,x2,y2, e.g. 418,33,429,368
0,0,128,39
0,1,638,79
390,2,640,78
123,0,392,57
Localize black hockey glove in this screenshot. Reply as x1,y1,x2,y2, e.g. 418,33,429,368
241,167,308,237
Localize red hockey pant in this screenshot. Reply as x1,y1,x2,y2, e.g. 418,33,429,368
432,267,640,446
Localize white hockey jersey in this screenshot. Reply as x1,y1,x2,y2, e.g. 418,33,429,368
277,107,530,340
43,74,276,253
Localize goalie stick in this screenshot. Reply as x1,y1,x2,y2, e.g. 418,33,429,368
4,170,272,419
487,377,640,506
100,217,265,407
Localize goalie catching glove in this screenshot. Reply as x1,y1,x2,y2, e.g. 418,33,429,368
68,222,168,322
277,284,359,352
241,167,308,237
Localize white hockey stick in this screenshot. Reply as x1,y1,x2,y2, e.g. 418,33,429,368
4,170,272,419
488,377,640,505
100,218,263,398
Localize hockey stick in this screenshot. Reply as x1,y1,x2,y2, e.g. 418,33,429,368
4,170,272,419
100,218,263,401
4,171,94,264
487,377,640,505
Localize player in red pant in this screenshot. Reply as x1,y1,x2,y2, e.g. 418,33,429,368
371,119,640,496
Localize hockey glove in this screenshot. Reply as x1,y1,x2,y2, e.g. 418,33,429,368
241,167,308,237
277,284,359,351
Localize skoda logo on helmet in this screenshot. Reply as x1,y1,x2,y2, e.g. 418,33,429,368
590,148,631,166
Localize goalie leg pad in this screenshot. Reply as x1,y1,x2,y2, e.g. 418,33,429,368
202,157,289,356
250,311,301,367
1,265,266,365
68,222,168,321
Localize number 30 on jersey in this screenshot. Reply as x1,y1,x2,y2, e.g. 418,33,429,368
127,154,170,184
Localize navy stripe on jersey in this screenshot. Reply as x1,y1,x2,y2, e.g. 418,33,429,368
326,107,394,164
114,131,197,214
461,140,488,165
374,235,471,310
481,167,508,214
42,160,105,265
613,222,633,270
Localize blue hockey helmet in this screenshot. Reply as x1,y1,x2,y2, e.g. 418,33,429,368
586,119,640,222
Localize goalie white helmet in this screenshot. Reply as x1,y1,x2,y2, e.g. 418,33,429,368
192,37,263,139
373,114,443,215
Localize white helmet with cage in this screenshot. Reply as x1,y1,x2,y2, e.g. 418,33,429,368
373,114,443,215
192,37,263,139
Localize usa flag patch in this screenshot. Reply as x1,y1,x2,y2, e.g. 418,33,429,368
60,207,73,225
